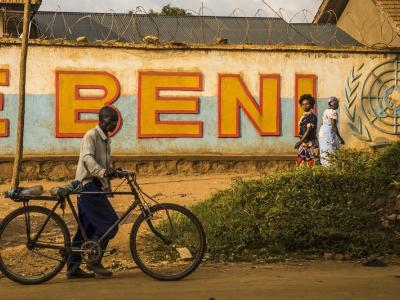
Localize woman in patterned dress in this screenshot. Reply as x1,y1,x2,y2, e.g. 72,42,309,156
295,94,318,167
318,96,345,167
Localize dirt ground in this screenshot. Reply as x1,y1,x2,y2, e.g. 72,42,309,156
0,173,252,218
0,261,400,300
1,173,400,299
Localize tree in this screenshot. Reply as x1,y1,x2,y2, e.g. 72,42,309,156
149,4,192,16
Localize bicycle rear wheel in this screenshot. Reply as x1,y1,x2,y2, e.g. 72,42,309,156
0,206,70,284
130,203,206,281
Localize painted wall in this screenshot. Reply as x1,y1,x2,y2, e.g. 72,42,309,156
0,42,399,156
337,0,400,48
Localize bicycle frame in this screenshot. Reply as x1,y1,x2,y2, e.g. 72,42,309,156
14,174,168,255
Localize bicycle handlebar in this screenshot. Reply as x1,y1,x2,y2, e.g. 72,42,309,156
114,169,135,179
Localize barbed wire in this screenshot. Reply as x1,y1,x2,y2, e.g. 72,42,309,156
1,5,398,49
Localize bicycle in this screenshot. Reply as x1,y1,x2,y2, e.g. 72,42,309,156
0,170,206,285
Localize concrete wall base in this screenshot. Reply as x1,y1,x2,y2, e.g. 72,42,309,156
0,156,294,181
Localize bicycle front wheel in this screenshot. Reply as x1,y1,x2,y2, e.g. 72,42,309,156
0,206,70,285
130,203,206,281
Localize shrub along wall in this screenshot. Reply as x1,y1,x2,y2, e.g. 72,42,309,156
191,142,400,260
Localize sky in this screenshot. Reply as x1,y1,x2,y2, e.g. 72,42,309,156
39,0,324,22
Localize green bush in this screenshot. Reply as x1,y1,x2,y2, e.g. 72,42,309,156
191,142,400,260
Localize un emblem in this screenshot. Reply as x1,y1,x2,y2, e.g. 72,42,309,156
345,60,400,142
361,60,400,135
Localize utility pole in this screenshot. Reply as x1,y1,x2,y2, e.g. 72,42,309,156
11,0,31,189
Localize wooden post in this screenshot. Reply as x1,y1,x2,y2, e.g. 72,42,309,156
11,0,31,189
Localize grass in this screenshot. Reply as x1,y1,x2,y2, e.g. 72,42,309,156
188,142,400,261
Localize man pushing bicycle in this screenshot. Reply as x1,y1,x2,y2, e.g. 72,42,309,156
66,106,120,279
0,105,206,285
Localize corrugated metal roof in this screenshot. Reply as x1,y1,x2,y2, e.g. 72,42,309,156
0,0,41,3
31,11,360,47
375,0,400,34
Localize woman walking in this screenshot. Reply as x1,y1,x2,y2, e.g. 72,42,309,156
295,94,318,167
319,96,345,167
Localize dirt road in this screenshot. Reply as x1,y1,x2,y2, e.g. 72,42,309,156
0,173,252,218
0,261,400,300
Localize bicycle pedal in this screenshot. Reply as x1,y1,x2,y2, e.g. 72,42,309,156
103,248,117,256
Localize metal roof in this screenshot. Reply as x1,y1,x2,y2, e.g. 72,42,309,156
0,0,41,3
375,0,400,34
30,11,360,47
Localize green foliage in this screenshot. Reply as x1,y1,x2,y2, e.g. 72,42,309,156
190,142,400,260
148,4,192,16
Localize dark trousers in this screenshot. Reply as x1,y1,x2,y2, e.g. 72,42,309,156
67,180,118,272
